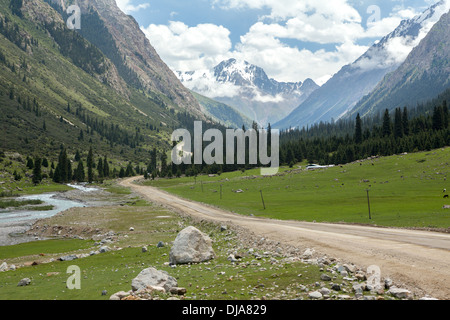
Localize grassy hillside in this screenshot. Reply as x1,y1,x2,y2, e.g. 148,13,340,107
0,0,199,165
142,148,450,230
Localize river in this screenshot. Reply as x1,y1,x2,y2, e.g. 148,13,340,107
0,184,99,246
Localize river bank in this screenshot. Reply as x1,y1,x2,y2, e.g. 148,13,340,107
0,184,106,246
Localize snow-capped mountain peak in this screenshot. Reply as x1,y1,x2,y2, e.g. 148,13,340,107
176,59,319,125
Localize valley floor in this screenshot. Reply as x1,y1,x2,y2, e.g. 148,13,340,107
121,176,450,300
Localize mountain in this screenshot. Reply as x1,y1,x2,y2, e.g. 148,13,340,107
349,9,450,118
190,91,253,129
177,58,319,126
47,0,204,118
0,0,207,163
275,0,450,130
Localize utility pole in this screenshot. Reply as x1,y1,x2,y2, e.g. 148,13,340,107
260,190,266,210
366,189,372,220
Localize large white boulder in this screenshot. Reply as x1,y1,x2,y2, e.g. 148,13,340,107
169,226,215,265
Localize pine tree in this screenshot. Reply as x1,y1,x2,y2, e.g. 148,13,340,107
74,150,81,162
150,148,157,172
354,114,363,144
125,162,134,177
432,106,444,131
53,149,71,184
103,156,110,178
26,157,34,169
119,167,125,178
394,108,403,139
32,157,42,185
402,107,409,136
97,158,104,179
382,109,392,137
75,160,85,182
443,100,448,128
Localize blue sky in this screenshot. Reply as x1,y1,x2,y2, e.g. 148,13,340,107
116,0,442,85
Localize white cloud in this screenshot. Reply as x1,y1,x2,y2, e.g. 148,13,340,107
141,21,232,72
141,0,449,86
233,25,368,83
116,0,150,14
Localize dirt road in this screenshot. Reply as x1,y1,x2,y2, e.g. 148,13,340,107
121,177,450,299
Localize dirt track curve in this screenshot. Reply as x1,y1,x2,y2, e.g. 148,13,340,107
120,177,450,299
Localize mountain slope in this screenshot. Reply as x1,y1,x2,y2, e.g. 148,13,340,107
349,10,450,118
275,0,450,130
177,59,319,126
190,91,253,129
47,0,204,118
0,0,204,162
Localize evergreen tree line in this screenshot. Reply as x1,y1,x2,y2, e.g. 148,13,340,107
143,120,274,180
52,147,111,184
151,99,449,178
279,101,449,166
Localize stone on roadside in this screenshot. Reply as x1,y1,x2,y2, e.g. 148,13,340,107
302,248,315,259
131,267,177,293
142,246,148,253
355,271,366,281
169,226,215,265
384,278,393,289
308,291,322,299
388,287,411,299
343,264,356,274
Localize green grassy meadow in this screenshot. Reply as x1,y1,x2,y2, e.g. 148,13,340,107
142,148,450,230
0,203,328,300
